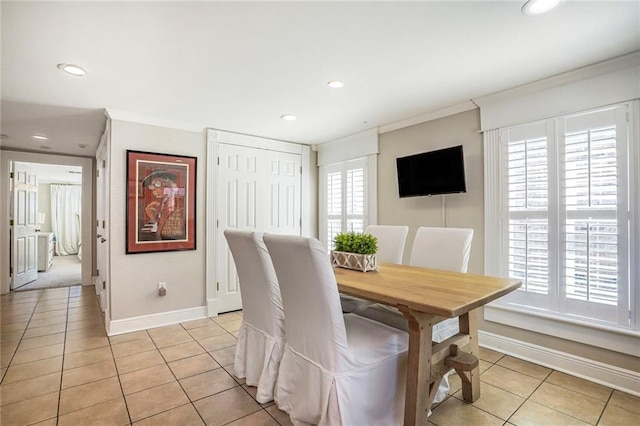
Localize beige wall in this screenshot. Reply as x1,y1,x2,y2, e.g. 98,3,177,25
378,109,484,273
109,120,206,320
377,108,639,373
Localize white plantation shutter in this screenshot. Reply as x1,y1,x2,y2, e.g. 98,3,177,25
506,123,550,300
326,170,343,250
346,167,365,234
320,158,368,250
559,108,628,322
491,103,633,329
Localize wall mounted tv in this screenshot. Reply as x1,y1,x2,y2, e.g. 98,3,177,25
396,145,467,198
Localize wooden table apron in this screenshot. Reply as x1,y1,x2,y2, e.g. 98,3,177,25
334,263,521,426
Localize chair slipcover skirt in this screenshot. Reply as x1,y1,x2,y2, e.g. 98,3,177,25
275,314,409,426
234,322,286,404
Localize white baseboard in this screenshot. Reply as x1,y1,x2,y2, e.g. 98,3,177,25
108,306,207,336
479,330,640,397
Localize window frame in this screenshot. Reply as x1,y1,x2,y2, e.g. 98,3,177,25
484,101,640,352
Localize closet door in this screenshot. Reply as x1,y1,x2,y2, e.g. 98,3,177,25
216,144,301,313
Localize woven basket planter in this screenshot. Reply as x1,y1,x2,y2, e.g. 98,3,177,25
330,251,377,272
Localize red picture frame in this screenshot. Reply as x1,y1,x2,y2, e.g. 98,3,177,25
126,150,196,254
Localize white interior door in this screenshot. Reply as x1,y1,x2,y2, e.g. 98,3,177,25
95,140,110,318
216,144,301,313
264,155,302,235
11,162,38,289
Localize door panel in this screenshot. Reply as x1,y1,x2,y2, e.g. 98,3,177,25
216,144,301,313
265,155,301,235
217,145,263,312
12,163,38,288
96,144,110,317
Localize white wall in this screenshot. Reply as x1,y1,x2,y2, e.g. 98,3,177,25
108,120,206,321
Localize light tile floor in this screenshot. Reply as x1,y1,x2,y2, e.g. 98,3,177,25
1,286,639,425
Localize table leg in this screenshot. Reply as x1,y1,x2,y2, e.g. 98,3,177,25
458,309,480,402
398,305,436,426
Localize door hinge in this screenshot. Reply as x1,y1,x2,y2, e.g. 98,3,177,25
97,220,100,227
96,169,100,178
9,219,14,226
102,160,106,168
97,269,100,276
103,281,106,290
216,220,219,228
10,172,14,179
217,157,220,165
216,282,219,291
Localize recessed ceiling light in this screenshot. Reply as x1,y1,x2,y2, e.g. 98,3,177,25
281,114,297,121
327,80,344,89
32,134,49,141
57,63,87,76
522,0,561,16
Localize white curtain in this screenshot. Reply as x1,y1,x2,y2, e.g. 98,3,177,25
51,185,82,256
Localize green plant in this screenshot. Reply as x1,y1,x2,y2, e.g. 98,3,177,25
333,232,378,255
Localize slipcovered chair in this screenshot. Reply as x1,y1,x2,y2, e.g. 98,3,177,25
223,230,285,404
340,225,409,314
361,226,474,403
264,234,409,426
365,224,409,264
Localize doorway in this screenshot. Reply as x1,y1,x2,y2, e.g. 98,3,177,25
0,151,93,296
13,162,83,291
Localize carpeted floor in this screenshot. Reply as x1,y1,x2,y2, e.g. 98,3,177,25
14,255,81,291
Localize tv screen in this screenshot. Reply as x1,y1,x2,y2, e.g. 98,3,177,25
396,145,467,198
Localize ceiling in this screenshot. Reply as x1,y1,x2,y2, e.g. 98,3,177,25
1,1,639,157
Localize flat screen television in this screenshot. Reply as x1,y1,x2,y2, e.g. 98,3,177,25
396,145,467,198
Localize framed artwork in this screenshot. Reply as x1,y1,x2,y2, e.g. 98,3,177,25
126,150,197,254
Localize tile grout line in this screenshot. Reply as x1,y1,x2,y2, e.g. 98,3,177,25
108,324,135,425
1,289,44,380
55,287,71,425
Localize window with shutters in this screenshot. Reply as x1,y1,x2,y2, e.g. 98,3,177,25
320,158,368,250
487,103,638,331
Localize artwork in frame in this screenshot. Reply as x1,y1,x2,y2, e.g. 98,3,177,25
126,150,197,254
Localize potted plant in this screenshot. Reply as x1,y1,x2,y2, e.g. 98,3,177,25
331,231,378,272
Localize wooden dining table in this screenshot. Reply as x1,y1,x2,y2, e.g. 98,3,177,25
334,262,521,426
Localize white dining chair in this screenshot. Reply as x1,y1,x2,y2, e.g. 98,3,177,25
223,229,286,404
361,226,474,404
340,225,409,314
264,234,409,426
365,225,409,264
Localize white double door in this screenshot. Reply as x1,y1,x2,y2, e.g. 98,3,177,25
217,143,301,312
